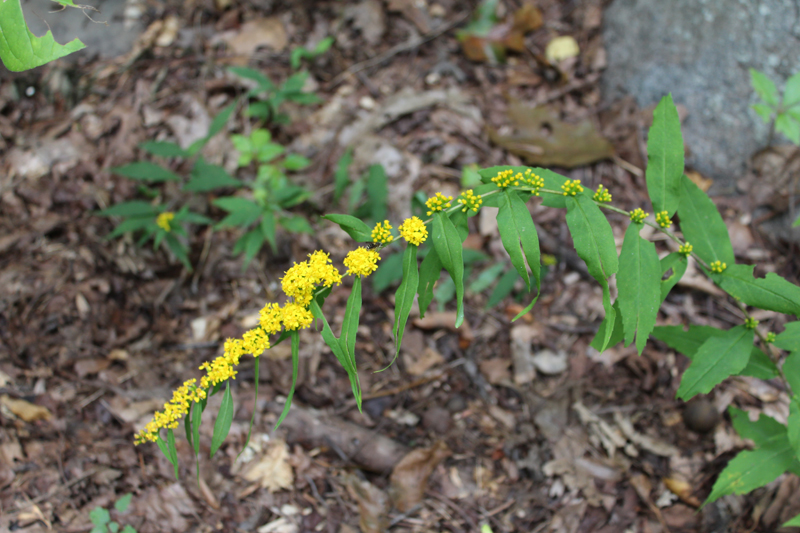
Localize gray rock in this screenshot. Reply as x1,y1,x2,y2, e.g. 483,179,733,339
21,0,145,60
602,0,800,192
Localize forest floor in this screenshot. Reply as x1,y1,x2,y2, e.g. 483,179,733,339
2,1,800,532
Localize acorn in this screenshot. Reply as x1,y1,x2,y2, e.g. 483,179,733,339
682,398,720,434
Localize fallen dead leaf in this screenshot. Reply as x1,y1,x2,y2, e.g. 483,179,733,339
344,473,389,533
686,170,713,192
545,35,580,62
241,438,294,493
403,346,445,376
218,18,288,55
344,0,386,46
0,395,52,422
74,358,111,378
390,441,451,512
488,102,614,168
663,477,702,508
479,357,512,385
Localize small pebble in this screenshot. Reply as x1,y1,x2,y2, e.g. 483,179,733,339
446,394,466,413
422,406,452,434
683,398,719,434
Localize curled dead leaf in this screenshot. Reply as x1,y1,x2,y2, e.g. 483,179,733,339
0,395,52,423
390,441,451,512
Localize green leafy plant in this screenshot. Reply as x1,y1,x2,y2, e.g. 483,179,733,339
229,67,321,125
290,37,334,70
88,493,136,533
751,68,800,145
0,0,86,71
134,94,800,527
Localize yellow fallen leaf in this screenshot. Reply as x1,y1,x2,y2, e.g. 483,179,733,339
1,395,52,422
545,35,579,62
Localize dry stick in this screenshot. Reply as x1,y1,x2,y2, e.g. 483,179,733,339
330,12,471,84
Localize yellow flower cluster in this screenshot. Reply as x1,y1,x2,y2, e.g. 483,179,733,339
156,212,175,232
710,260,727,273
656,211,672,228
457,189,483,213
491,169,521,188
745,317,760,329
679,243,693,256
135,379,205,444
282,302,314,330
592,185,612,203
371,220,394,244
561,179,584,196
282,251,343,307
630,208,648,224
426,192,453,215
399,216,428,246
522,170,545,195
344,247,381,277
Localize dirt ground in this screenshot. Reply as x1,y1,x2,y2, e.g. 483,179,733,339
2,1,800,532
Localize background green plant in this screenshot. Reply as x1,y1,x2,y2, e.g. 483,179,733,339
89,493,136,533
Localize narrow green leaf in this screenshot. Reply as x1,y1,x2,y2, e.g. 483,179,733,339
388,245,420,365
0,0,85,71
278,215,314,234
140,141,188,158
486,267,518,308
469,262,506,294
333,149,353,202
776,113,800,144
229,66,274,91
112,162,180,182
496,190,541,295
566,194,618,349
645,94,684,216
114,493,132,513
590,300,624,351
706,445,794,505
213,197,262,229
431,212,465,328
321,214,372,242
310,300,356,376
750,68,779,107
339,277,363,409
678,174,735,266
97,201,159,218
206,101,237,142
241,228,265,266
164,233,191,270
184,158,242,192
719,264,800,317
209,382,234,458
365,164,388,223
677,326,754,400
275,332,300,430
260,213,277,253
659,252,687,302
752,103,774,122
785,72,800,108
783,352,800,397
788,398,800,456
191,397,202,456
89,507,110,526
739,348,779,380
167,428,179,478
617,223,662,354
417,247,443,318
283,153,311,170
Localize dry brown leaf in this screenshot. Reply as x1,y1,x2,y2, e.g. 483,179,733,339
344,0,386,46
387,0,430,33
685,170,713,192
242,439,294,493
488,102,614,168
403,346,445,376
0,395,52,422
479,357,511,385
390,441,451,511
74,358,111,378
221,18,288,55
663,477,702,507
344,473,389,533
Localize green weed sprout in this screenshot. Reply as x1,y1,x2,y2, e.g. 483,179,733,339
290,37,335,70
89,493,136,533
750,68,800,145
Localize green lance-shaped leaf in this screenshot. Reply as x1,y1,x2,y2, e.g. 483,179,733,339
496,190,541,296
719,265,800,318
788,398,800,457
432,212,466,328
209,382,234,458
566,194,619,350
678,175,735,267
184,405,194,451
486,267,519,309
652,325,777,379
155,431,179,479
646,94,683,216
676,325,754,400
786,514,800,528
0,0,85,71
238,359,259,460
729,407,787,447
590,300,624,351
750,68,779,107
783,352,800,397
339,277,364,409
386,244,420,368
310,298,362,406
417,248,443,318
706,445,795,505
112,162,181,183
192,397,202,456
97,201,160,218
775,322,800,352
274,332,300,429
140,141,188,158
617,223,662,354
184,158,242,192
659,252,687,302
321,214,373,242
